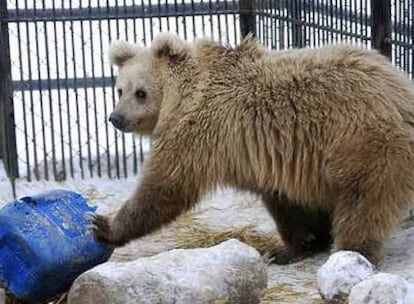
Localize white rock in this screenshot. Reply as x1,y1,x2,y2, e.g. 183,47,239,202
349,273,414,304
317,251,376,302
67,239,268,304
0,289,4,304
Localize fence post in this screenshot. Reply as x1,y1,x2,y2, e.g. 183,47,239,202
371,0,392,59
0,0,19,190
287,0,304,48
239,0,256,38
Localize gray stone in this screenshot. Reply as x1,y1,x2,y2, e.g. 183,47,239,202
67,239,268,304
349,273,414,304
0,289,4,304
316,251,376,302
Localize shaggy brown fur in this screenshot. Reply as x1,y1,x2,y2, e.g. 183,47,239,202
92,33,414,265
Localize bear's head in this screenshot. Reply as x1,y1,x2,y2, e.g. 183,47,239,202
107,33,193,135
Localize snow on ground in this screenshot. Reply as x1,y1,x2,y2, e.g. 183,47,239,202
2,160,414,303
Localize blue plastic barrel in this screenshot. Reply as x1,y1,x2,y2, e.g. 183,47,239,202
0,189,114,303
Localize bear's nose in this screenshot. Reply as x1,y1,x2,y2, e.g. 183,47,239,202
109,113,125,130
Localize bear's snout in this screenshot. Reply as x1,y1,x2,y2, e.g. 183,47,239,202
109,113,125,130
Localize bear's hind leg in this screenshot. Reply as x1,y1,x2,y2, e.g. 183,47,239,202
262,192,332,264
332,190,403,266
330,151,414,266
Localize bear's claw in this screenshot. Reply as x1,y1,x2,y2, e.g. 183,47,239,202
90,214,114,243
90,214,127,247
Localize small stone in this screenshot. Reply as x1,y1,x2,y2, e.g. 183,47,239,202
67,239,268,304
0,289,4,304
349,272,414,304
316,251,376,302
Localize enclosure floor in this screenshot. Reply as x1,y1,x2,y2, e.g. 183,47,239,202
1,169,414,303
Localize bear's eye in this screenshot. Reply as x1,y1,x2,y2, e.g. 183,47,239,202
117,89,122,98
135,89,146,99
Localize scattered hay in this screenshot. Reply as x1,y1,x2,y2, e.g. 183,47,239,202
261,284,306,303
52,293,67,304
261,284,324,304
176,223,280,257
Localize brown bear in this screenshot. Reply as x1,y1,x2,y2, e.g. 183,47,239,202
92,32,414,266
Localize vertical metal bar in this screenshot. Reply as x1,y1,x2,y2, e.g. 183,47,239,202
111,0,120,178
215,0,221,41
402,1,408,76
371,0,392,58
201,0,206,36
52,0,66,181
42,0,57,180
260,1,268,46
24,0,39,180
34,1,49,180
394,0,400,67
279,0,286,49
265,0,270,47
191,0,197,39
411,0,414,79
271,0,277,49
360,0,364,44
97,1,111,178
79,4,93,178
158,0,162,32
299,0,304,46
132,0,138,174
0,0,19,188
406,0,410,74
270,0,274,47
352,0,355,43
403,0,409,74
400,1,403,69
286,0,292,48
398,0,403,69
165,0,170,32
62,0,74,179
182,0,187,40
208,0,214,39
149,0,154,39
89,0,101,178
257,0,262,45
141,0,148,43
268,0,272,48
335,1,339,42
15,0,31,181
329,0,334,43
364,0,369,46
70,1,84,179
239,0,256,38
348,0,352,43
313,0,318,46
288,0,302,47
174,0,179,34
122,0,128,177
232,0,238,44
321,0,326,44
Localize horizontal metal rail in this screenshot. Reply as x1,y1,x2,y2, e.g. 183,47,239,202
6,2,239,23
13,77,115,92
6,1,412,39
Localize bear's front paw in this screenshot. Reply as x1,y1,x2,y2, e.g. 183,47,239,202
90,214,125,247
267,245,305,265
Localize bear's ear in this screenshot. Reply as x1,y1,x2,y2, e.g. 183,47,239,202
108,40,140,67
151,32,192,61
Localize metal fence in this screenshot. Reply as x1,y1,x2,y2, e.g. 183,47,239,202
0,0,413,186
